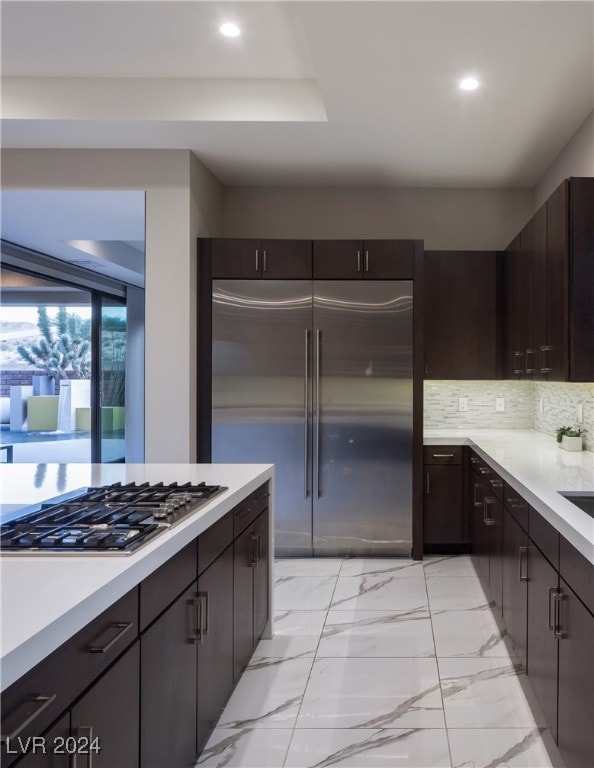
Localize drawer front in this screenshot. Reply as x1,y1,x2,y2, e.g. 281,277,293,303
140,541,198,631
529,508,560,570
487,467,505,502
1,588,138,762
469,450,491,481
233,483,270,538
559,537,594,616
504,485,529,532
423,446,462,464
198,511,233,575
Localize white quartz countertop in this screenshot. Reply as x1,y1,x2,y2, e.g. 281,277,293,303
425,429,594,565
0,463,274,692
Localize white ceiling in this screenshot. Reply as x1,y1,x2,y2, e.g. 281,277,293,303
1,0,593,188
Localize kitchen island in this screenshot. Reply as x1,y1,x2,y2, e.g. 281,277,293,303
0,463,273,768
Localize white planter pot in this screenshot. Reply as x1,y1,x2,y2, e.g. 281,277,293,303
561,435,583,452
57,379,91,432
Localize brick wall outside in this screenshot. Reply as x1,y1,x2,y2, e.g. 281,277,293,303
0,370,82,397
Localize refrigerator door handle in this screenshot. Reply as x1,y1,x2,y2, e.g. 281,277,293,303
304,329,310,499
315,328,321,499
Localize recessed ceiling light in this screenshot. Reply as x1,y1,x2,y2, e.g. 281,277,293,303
459,77,480,91
220,22,240,38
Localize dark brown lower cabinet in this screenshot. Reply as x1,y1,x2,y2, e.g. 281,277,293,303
501,508,528,668
471,473,490,587
556,580,594,768
253,511,270,641
423,464,463,547
527,543,559,741
140,583,198,768
10,714,70,768
70,641,140,768
197,544,234,751
486,495,503,614
233,510,270,683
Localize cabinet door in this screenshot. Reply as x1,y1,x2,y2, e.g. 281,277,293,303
424,251,498,379
13,714,70,768
486,496,503,615
502,509,528,668
363,240,414,279
518,221,534,377
261,240,312,279
502,238,519,378
423,464,463,546
197,544,234,751
470,475,489,588
233,525,255,683
140,583,197,768
526,544,558,740
557,581,594,768
313,240,363,279
253,511,270,641
545,181,569,381
530,204,547,380
71,641,140,768
211,238,262,279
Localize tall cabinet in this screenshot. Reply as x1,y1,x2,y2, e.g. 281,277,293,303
503,177,594,381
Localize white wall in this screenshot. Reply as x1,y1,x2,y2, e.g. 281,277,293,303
223,187,534,250
1,148,223,462
534,110,594,209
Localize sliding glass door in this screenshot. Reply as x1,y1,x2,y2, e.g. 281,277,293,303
100,297,126,462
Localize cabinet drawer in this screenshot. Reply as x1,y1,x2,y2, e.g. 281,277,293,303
469,450,491,480
559,537,594,616
529,509,560,569
198,512,233,576
504,485,529,532
1,588,138,764
487,467,504,501
140,541,198,631
233,483,270,537
423,446,462,464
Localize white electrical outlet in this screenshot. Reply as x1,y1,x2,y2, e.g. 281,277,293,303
495,398,505,412
458,397,468,412
577,403,583,423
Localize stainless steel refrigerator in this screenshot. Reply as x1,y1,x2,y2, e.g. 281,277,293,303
211,279,413,556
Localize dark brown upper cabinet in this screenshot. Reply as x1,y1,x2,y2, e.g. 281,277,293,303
503,177,594,382
313,239,416,279
424,250,499,379
210,238,312,279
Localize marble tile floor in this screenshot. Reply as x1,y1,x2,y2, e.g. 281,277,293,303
197,556,564,768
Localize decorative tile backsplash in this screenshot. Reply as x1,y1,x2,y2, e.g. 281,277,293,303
424,381,533,430
425,380,594,451
532,381,594,451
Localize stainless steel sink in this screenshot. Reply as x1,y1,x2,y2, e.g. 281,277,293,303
559,492,594,519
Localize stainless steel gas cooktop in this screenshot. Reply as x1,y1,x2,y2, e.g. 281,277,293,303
0,481,227,555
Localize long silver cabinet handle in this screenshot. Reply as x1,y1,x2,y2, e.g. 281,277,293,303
201,592,209,637
251,533,259,567
548,587,557,631
473,482,483,508
71,726,95,768
0,694,57,742
315,329,321,499
483,497,496,526
540,345,552,373
426,472,430,494
255,249,259,272
432,453,454,458
263,249,267,273
88,621,133,654
190,596,201,644
526,348,537,374
304,330,310,499
518,546,528,582
365,250,369,273
553,591,566,639
356,250,361,273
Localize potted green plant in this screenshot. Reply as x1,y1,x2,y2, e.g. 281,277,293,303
556,426,586,452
